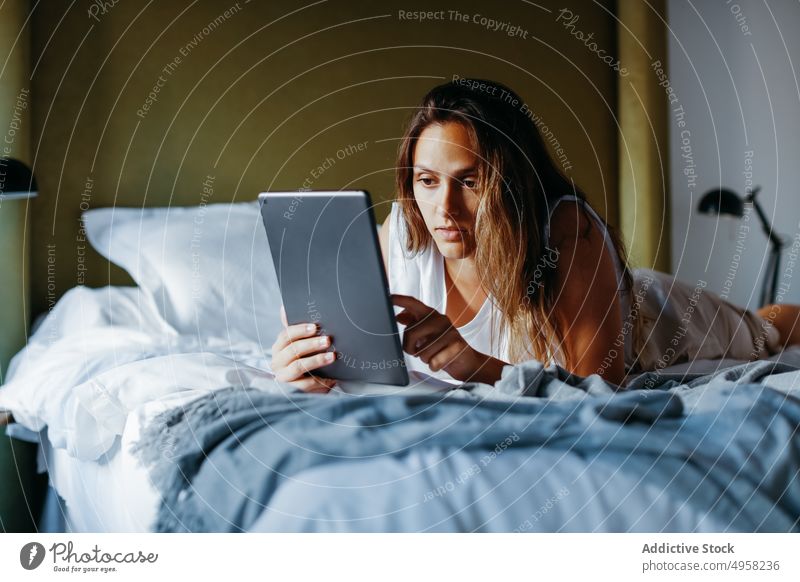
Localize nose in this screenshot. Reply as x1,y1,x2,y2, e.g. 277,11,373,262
437,177,463,219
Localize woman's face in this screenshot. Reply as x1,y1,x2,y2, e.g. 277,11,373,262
412,121,480,260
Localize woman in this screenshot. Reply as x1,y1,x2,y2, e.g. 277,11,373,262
271,79,800,391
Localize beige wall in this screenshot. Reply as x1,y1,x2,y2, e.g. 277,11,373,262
29,0,620,316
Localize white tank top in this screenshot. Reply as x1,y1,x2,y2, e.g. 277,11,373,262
387,197,631,381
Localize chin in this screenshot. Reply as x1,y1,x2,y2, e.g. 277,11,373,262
435,240,473,260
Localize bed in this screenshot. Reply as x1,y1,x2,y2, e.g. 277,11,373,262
1,201,799,532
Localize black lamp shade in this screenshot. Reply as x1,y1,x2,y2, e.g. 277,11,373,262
0,157,38,199
697,188,744,218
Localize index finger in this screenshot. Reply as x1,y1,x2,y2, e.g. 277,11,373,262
391,294,433,315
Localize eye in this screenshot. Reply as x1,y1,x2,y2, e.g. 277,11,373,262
462,177,478,190
416,175,436,187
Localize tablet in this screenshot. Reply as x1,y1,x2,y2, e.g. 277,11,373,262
259,191,409,386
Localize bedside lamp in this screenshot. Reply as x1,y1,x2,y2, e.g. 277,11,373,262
697,187,744,218
697,186,784,306
0,157,38,200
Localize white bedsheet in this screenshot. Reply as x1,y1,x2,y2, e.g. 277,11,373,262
41,387,274,532
43,401,160,532
1,286,284,458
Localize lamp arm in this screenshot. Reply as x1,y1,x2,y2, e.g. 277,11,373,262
750,198,784,249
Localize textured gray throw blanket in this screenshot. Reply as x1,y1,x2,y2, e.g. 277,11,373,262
132,359,800,532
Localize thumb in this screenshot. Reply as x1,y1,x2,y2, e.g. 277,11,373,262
280,305,288,327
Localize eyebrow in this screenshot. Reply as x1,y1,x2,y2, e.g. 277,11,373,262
413,165,478,176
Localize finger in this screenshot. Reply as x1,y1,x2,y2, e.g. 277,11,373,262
395,310,418,326
273,322,319,351
402,316,450,356
272,335,332,370
391,294,433,316
416,328,461,364
292,376,336,393
426,341,466,373
277,351,336,382
272,334,329,373
280,305,288,327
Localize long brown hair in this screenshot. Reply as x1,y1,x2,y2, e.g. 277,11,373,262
395,79,632,365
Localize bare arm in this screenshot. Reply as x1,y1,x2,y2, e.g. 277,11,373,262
549,203,627,387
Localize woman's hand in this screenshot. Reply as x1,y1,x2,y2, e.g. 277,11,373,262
270,307,337,393
391,294,506,384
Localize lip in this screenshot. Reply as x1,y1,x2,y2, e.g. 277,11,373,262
435,226,468,242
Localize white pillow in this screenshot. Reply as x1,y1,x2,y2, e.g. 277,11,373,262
83,201,282,347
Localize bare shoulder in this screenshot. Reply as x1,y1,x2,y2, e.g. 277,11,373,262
546,200,619,296
547,199,603,250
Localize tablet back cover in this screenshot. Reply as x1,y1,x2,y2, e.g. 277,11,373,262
260,191,409,385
